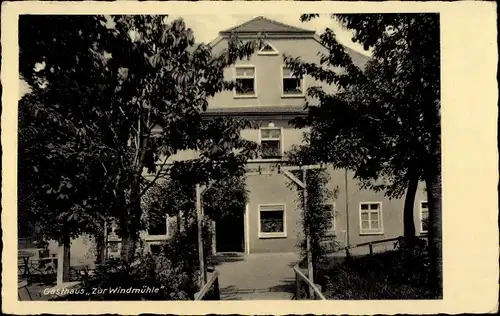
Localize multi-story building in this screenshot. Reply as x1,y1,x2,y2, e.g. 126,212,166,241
196,16,428,255
20,16,429,266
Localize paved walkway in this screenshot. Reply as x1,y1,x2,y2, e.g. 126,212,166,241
211,252,300,300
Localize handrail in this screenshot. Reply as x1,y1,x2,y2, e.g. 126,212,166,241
353,236,401,248
343,235,428,256
194,270,220,300
293,265,326,300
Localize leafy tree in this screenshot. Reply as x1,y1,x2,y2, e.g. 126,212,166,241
19,15,262,266
19,16,118,279
284,13,441,293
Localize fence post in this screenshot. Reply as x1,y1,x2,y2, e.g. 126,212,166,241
369,243,373,256
214,276,220,300
314,284,322,300
303,169,314,299
196,184,206,288
295,272,301,300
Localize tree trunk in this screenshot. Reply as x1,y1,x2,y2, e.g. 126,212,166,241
403,175,419,245
95,232,105,264
120,128,149,264
425,139,442,296
120,197,141,264
57,233,71,284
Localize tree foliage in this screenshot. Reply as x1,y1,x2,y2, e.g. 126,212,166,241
286,148,337,280
284,13,441,293
18,15,262,263
296,169,336,279
19,16,115,242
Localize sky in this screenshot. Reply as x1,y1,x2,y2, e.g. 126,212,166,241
170,14,367,54
19,14,368,99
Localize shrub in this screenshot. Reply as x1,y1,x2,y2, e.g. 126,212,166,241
54,222,211,301
321,237,438,299
52,254,194,300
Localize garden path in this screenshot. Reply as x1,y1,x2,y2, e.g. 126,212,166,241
211,252,300,300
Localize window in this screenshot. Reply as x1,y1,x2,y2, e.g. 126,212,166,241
234,66,256,97
323,203,336,236
107,221,120,241
150,244,162,255
259,205,286,238
282,66,304,97
260,128,282,159
359,202,383,234
258,43,279,55
109,241,119,253
147,215,168,236
420,201,429,234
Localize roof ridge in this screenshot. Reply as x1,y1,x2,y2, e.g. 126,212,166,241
220,16,315,34
220,16,262,33
256,16,314,33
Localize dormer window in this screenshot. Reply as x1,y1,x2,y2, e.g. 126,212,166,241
234,65,256,98
282,66,304,97
257,42,279,56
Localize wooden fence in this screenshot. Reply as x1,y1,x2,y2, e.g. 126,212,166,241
342,235,428,257
293,265,326,300
194,268,220,300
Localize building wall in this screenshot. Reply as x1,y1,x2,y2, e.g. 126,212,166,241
245,166,303,253
208,37,338,109
339,171,428,248
66,32,418,257
243,165,427,254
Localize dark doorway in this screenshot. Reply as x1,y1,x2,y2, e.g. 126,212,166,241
215,213,245,253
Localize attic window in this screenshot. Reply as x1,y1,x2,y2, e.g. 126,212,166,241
258,43,279,55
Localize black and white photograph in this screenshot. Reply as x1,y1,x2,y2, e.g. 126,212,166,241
2,1,498,314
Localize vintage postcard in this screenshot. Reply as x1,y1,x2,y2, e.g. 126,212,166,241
2,0,498,314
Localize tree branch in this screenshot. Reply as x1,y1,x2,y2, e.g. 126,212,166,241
136,155,171,203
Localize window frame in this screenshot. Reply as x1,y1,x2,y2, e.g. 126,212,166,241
259,126,283,160
359,202,384,235
420,201,429,234
323,203,336,237
257,42,280,56
233,65,257,98
145,214,169,241
258,204,287,238
281,65,305,98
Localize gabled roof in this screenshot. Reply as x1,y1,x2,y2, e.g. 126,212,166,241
220,16,315,35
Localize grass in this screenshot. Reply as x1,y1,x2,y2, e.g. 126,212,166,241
316,249,440,300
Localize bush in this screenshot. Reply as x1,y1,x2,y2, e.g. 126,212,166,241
54,222,211,301
52,254,196,300
321,238,438,299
